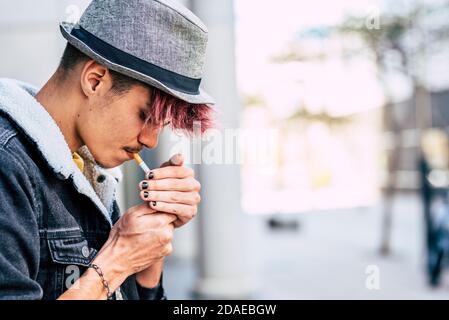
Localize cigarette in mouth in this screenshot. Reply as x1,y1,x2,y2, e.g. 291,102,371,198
133,153,150,175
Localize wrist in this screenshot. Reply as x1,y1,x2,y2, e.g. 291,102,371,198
57,240,131,300
136,259,164,289
58,262,126,300
91,244,130,292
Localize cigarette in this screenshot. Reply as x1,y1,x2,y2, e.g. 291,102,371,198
133,153,151,175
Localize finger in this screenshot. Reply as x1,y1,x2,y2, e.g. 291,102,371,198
139,177,201,192
140,212,177,224
163,242,173,257
149,201,197,221
126,203,157,217
173,219,188,229
140,166,194,183
140,190,200,205
160,153,184,168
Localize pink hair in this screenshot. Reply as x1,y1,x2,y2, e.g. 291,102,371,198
146,86,216,135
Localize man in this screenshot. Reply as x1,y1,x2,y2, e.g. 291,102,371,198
0,0,214,299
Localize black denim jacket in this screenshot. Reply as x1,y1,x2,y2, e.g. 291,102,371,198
0,78,165,300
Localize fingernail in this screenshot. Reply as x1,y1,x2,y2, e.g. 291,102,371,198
147,171,154,180
143,191,149,199
141,181,148,190
152,201,157,207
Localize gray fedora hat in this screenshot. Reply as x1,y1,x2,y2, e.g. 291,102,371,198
60,0,214,104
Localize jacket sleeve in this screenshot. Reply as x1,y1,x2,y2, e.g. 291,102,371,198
0,148,42,299
118,273,166,300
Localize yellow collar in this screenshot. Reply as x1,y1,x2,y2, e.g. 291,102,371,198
72,152,85,172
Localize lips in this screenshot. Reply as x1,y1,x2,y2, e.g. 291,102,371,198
124,146,142,153
123,148,138,160
122,150,130,159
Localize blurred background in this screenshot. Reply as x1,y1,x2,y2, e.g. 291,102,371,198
1,0,449,299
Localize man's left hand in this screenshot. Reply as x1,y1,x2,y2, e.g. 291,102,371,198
138,154,201,228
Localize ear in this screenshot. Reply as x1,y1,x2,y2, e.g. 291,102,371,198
79,60,113,97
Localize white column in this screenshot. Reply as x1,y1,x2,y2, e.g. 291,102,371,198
0,0,90,86
190,0,250,298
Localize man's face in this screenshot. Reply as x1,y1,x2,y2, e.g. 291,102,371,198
76,84,161,168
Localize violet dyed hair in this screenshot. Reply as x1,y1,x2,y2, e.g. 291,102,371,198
146,86,215,136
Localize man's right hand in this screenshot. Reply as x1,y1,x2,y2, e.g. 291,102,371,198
91,204,176,291
58,203,176,300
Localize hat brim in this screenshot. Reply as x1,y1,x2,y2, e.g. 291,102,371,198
60,22,215,105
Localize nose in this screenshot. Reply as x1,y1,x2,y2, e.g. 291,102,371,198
138,125,160,149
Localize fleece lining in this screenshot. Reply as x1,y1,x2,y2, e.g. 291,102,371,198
0,78,124,226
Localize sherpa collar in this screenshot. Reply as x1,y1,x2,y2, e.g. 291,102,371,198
0,78,122,226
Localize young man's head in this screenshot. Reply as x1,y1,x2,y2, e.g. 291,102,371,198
56,43,214,168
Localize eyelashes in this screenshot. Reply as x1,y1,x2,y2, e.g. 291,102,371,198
139,109,170,128
139,110,147,122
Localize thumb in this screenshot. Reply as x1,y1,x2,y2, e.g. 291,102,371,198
160,153,184,168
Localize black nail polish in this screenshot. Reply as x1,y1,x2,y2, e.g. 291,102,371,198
143,191,149,199
141,181,148,190
147,171,154,180
152,201,157,207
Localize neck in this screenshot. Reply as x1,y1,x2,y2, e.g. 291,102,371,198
35,73,83,153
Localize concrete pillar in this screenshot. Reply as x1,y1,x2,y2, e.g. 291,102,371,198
190,0,250,298
0,0,90,86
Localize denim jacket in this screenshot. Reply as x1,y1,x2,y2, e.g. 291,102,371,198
0,78,165,300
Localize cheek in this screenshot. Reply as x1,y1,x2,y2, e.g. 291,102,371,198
79,109,132,149
102,111,141,143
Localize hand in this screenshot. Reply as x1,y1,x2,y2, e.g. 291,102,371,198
138,154,201,228
135,154,200,288
59,182,179,299
135,259,164,289
93,203,176,283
